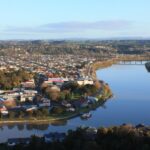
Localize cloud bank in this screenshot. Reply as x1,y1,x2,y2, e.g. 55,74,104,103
3,20,132,34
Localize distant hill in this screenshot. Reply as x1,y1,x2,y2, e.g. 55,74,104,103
0,40,150,56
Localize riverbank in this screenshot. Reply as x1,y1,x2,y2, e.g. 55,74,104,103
0,94,112,125
90,55,150,79
0,86,112,125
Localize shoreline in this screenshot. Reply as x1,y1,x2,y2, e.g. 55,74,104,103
0,114,78,125
0,95,112,125
0,57,128,125
0,95,111,125
91,59,117,79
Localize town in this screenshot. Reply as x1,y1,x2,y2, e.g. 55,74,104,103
0,48,112,122
1,39,150,122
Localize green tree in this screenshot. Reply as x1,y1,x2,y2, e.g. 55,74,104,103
9,111,16,119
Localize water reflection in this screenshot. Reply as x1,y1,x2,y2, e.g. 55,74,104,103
7,124,15,130
16,124,24,131
26,124,49,130
3,123,49,131
0,125,4,131
51,120,67,126
1,120,68,131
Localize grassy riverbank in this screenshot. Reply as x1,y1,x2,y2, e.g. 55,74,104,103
91,59,117,79
90,55,149,79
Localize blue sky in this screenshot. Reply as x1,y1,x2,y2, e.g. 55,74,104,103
0,0,150,39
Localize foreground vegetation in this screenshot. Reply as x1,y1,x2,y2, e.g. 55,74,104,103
2,124,150,150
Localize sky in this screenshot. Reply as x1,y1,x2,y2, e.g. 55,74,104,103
0,0,150,40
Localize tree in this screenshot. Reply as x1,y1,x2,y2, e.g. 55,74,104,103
41,108,49,117
80,84,97,96
59,92,66,100
27,111,33,118
94,80,101,89
50,107,65,114
9,111,16,119
18,110,25,119
61,82,79,92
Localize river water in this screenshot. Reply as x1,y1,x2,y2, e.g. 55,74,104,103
0,62,150,143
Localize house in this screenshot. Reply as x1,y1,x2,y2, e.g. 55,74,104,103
0,97,6,103
1,91,20,99
13,88,23,92
0,66,6,70
1,98,16,108
38,98,51,107
20,95,26,102
1,110,8,115
20,94,34,102
62,78,69,82
86,127,97,134
0,90,5,94
47,78,64,83
44,132,66,143
77,78,94,86
0,104,7,111
84,127,98,140
72,99,88,108
66,107,75,112
18,90,37,102
0,104,8,115
87,96,99,103
7,138,31,146
23,90,38,96
21,79,35,88
23,105,37,112
62,100,71,108
43,80,53,85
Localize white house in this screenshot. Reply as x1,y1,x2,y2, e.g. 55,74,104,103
87,96,99,103
77,78,94,86
38,98,51,107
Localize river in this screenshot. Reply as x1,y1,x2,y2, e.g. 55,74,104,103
0,62,150,143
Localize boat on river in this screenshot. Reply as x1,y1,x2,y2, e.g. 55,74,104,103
80,113,92,119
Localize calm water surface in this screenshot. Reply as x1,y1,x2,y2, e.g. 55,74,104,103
1,63,150,142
